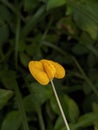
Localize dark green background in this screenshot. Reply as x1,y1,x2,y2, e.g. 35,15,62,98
0,0,98,130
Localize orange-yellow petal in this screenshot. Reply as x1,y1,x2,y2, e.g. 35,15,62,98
28,61,49,85
40,60,56,80
47,60,65,79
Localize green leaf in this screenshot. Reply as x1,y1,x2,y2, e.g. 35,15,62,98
19,52,30,67
92,103,98,129
68,100,79,122
79,32,95,45
93,103,98,113
1,111,21,130
0,89,13,110
0,4,12,22
72,44,89,55
25,36,42,59
0,23,9,44
50,95,60,114
51,94,79,123
24,0,39,11
47,0,66,10
62,95,79,123
22,5,46,36
23,94,36,112
0,69,16,89
54,117,76,130
73,1,98,39
54,117,65,130
75,112,98,129
24,83,52,111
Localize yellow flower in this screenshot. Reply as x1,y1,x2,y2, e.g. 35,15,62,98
28,59,65,85
28,60,70,130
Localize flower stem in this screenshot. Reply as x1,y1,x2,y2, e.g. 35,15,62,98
50,80,70,130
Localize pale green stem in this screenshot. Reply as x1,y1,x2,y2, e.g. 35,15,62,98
37,108,45,130
50,80,70,130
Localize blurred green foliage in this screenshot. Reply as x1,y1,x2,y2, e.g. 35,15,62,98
0,0,98,130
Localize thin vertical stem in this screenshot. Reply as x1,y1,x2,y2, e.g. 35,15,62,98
14,83,30,130
37,108,45,130
15,17,20,69
50,80,70,130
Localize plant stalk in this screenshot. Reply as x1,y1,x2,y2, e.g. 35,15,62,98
14,83,30,130
50,80,70,130
37,108,45,130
